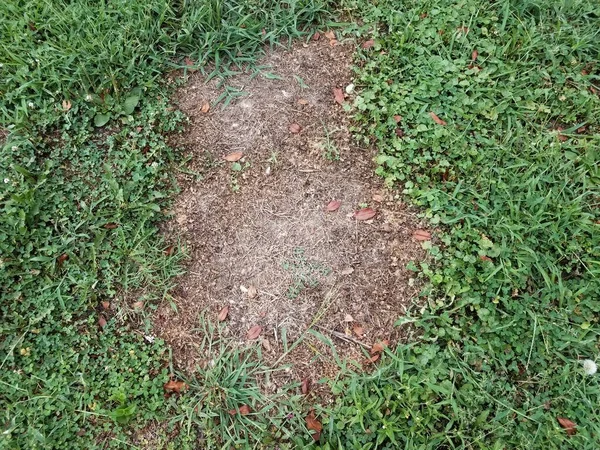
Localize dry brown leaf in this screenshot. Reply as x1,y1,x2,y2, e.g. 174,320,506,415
238,404,251,415
352,324,364,336
393,115,402,123
333,87,345,105
247,325,262,340
354,208,377,221
164,380,187,394
306,410,322,441
247,285,258,299
98,315,107,328
184,57,195,67
164,245,175,256
329,38,338,47
343,314,354,322
324,30,335,40
289,123,302,134
326,200,341,212
57,253,69,264
480,255,492,262
103,223,119,229
261,338,272,352
132,301,144,310
301,377,310,395
371,340,389,354
200,101,210,113
413,229,432,241
218,306,229,322
62,100,72,111
429,112,447,126
557,417,577,436
362,39,375,49
372,194,384,202
472,49,478,61
298,98,309,105
312,31,321,41
223,151,243,162
366,354,380,364
101,301,110,310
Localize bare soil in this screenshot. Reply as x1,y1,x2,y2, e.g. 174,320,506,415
155,36,425,389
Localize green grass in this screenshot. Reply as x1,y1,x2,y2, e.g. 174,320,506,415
0,0,329,447
317,0,600,448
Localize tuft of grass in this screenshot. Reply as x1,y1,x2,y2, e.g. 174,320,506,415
320,0,600,447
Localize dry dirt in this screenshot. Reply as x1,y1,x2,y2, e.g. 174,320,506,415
154,36,425,389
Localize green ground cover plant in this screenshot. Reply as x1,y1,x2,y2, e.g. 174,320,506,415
318,0,600,448
0,0,329,447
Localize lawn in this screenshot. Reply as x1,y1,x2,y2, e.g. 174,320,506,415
1,0,599,448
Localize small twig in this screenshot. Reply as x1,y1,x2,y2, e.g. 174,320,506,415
314,325,371,350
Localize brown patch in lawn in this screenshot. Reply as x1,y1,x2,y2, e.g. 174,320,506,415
155,38,425,382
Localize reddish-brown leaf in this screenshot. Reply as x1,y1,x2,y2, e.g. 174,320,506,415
372,194,384,203
362,39,375,49
101,301,110,310
480,255,492,262
371,340,389,354
224,151,243,162
312,32,321,41
413,229,432,241
366,353,380,364
324,30,335,40
103,223,119,229
395,128,404,138
393,115,402,123
472,49,478,62
420,12,428,19
557,417,577,436
132,301,144,310
98,315,107,328
306,410,322,441
164,245,175,256
57,253,69,264
164,380,187,394
429,112,447,126
184,57,195,67
218,306,229,322
247,325,262,340
354,208,377,221
333,87,345,105
200,101,210,113
326,200,341,212
301,377,311,395
352,324,364,337
289,123,302,134
238,404,252,415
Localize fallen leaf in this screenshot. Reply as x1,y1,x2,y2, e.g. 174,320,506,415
395,128,404,138
247,285,258,299
133,301,144,310
200,101,210,113
480,255,492,262
354,208,377,221
413,229,432,241
326,200,341,212
164,245,175,256
333,87,345,105
341,267,354,275
98,315,107,328
557,417,577,436
224,151,243,162
372,194,384,202
247,325,262,340
218,306,229,321
324,30,335,40
472,49,478,61
362,39,375,49
101,301,110,310
353,324,364,337
164,380,187,395
298,98,309,105
103,223,119,229
57,253,69,264
184,57,195,67
289,123,302,134
238,404,251,415
312,32,321,41
429,112,447,126
393,115,402,123
301,377,310,395
371,340,389,354
62,100,72,111
343,314,354,322
420,12,428,19
306,410,322,441
261,338,272,352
